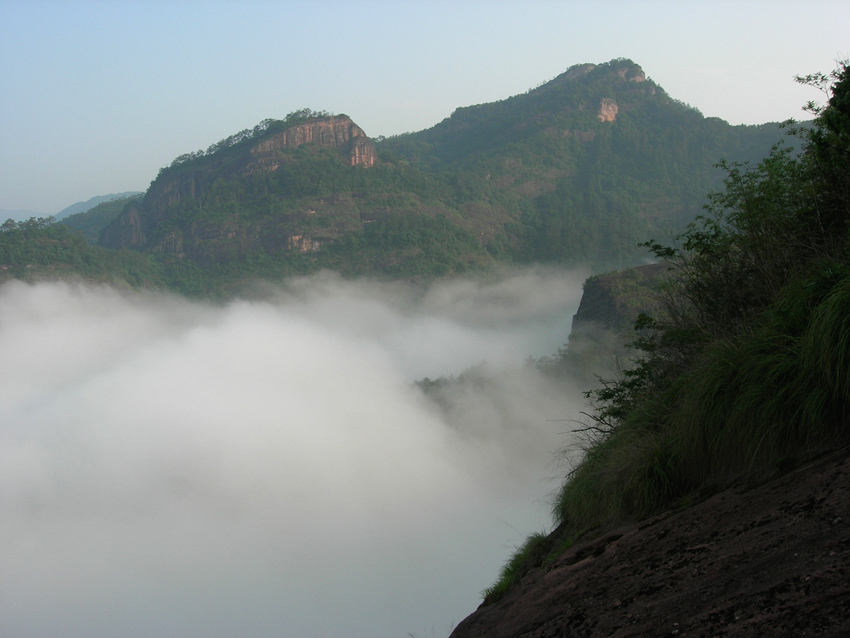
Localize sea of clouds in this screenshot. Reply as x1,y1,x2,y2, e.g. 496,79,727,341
0,268,592,638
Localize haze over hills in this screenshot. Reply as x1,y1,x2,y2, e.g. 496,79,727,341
0,192,143,224
0,208,46,222
55,191,143,220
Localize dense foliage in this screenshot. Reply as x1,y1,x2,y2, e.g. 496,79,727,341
484,61,850,604
389,60,789,269
0,217,164,287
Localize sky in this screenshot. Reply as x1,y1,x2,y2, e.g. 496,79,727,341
1,0,849,215
0,268,590,638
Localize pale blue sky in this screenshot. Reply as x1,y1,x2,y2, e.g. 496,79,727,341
1,0,848,214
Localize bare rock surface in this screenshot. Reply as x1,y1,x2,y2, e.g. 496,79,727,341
450,448,850,637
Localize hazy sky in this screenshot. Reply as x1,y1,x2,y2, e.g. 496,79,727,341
1,269,589,638
1,0,848,214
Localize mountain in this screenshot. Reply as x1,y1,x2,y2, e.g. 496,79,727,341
96,60,791,287
100,111,378,256
55,191,143,219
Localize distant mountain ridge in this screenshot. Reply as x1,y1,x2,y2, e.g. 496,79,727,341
0,209,46,222
60,194,143,244
56,192,143,219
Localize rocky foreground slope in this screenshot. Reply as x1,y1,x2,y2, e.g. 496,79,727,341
449,447,850,637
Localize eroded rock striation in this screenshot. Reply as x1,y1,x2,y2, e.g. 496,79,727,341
251,115,376,167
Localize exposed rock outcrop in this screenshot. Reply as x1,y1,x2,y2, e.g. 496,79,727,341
617,65,646,82
348,136,377,168
570,262,667,334
250,115,376,167
597,98,619,122
562,63,597,81
288,234,323,252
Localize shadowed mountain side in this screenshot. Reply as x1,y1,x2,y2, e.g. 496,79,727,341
570,262,668,334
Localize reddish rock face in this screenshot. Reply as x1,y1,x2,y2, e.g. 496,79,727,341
598,98,619,122
251,115,377,167
348,136,377,167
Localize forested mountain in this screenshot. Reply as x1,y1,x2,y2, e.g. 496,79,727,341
1,60,796,294
88,59,790,290
394,60,789,263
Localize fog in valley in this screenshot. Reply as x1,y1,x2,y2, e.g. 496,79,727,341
0,268,594,638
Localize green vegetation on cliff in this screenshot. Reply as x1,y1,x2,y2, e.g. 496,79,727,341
484,61,850,604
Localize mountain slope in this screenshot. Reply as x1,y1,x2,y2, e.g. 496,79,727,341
60,194,142,243
449,447,850,637
384,59,788,264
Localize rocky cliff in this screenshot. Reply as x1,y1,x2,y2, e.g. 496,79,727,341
570,262,667,336
99,115,376,257
250,115,376,167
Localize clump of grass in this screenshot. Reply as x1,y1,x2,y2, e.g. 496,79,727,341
552,269,850,534
481,532,553,605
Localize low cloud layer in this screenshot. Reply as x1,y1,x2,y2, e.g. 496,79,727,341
0,269,589,638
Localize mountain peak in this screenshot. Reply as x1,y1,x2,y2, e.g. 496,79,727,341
250,114,376,168
549,58,645,88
